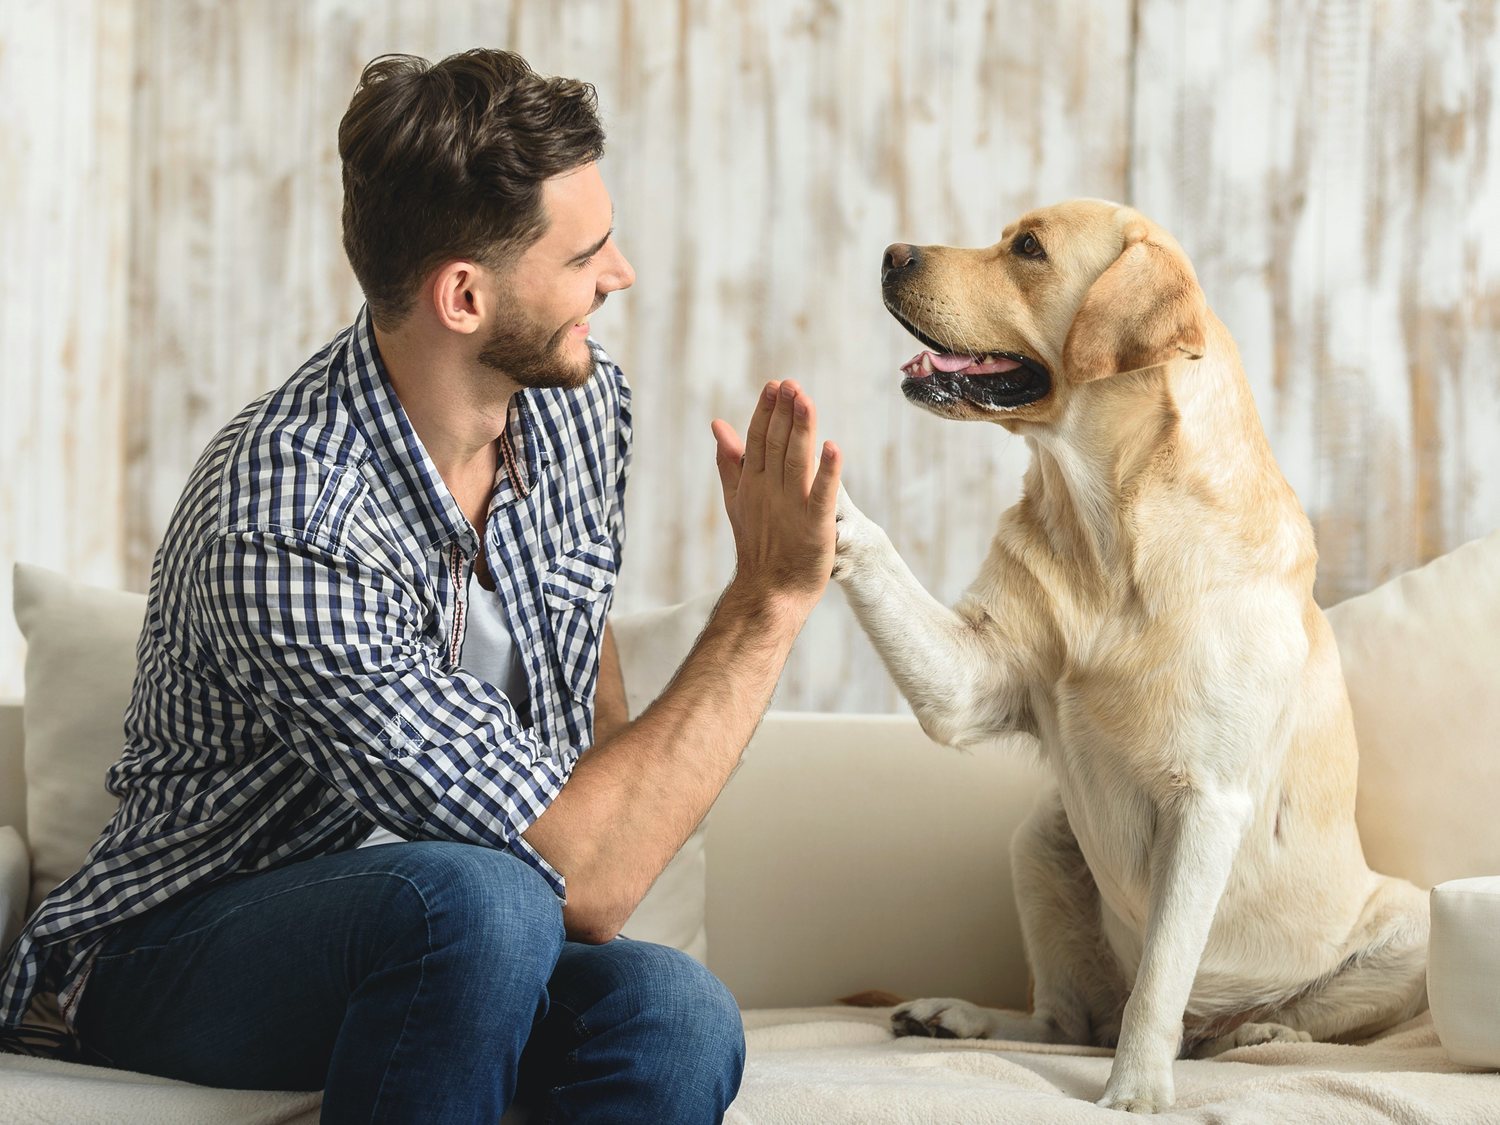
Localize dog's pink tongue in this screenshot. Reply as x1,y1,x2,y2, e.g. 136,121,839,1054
962,356,1022,376
900,350,1026,379
929,352,976,373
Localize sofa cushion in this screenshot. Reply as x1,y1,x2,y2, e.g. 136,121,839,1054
0,827,28,955
12,564,714,961
13,564,145,913
1428,875,1500,1067
610,590,721,961
1327,529,1500,888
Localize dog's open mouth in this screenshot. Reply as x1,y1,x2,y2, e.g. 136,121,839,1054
888,308,1051,411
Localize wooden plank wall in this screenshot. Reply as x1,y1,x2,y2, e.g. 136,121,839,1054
2,0,1496,712
0,0,133,700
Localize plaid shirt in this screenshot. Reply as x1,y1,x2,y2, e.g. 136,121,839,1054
0,307,630,1029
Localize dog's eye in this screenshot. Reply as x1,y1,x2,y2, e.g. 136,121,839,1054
1014,232,1046,260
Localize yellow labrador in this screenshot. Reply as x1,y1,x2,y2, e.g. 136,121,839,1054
833,200,1429,1113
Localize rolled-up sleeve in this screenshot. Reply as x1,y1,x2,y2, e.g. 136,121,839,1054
192,528,571,895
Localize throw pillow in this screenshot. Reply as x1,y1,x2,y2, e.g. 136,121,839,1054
1327,528,1500,888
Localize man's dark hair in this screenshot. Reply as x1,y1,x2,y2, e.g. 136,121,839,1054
339,49,605,327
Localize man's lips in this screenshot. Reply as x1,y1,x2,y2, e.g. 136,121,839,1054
901,350,1025,379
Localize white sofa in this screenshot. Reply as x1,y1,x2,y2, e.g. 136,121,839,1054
2,533,1500,1123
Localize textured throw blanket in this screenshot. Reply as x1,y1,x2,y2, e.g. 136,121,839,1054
2,1007,1495,1123
727,1007,1500,1124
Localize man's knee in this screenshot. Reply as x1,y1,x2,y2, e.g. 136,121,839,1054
584,942,745,1069
371,842,565,980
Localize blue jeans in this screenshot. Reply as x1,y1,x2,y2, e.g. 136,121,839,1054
73,841,745,1123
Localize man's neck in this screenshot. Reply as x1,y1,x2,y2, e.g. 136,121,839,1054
372,319,518,481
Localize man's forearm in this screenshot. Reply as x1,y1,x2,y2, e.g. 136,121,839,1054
521,579,804,941
593,620,629,742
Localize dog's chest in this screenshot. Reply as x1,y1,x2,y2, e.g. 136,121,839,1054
1026,602,1229,910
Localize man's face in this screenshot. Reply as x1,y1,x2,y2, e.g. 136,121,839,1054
478,162,635,389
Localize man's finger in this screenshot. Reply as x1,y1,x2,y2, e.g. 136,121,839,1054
764,381,799,486
744,381,780,474
784,389,817,496
711,418,743,501
809,441,842,520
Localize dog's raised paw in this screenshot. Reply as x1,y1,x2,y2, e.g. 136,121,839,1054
890,997,989,1040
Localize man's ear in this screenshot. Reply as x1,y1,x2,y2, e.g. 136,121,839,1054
1062,228,1207,383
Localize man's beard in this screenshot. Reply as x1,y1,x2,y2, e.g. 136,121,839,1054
477,298,598,390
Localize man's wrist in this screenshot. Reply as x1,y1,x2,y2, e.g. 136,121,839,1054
718,574,816,638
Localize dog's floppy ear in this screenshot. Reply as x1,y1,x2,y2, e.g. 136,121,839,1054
1062,224,1207,383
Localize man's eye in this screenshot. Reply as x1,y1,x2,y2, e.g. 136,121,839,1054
1014,233,1046,259
575,256,595,270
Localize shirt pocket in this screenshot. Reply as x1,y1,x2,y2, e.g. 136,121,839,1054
541,535,617,701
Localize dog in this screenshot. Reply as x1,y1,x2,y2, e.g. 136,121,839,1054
831,199,1429,1113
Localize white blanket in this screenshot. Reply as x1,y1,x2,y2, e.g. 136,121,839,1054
2,1007,1495,1123
728,1007,1500,1124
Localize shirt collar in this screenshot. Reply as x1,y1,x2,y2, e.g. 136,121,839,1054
339,305,477,555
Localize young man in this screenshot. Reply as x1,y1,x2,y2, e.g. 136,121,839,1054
0,49,842,1123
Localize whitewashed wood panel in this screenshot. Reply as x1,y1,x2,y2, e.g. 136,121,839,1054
5,0,1496,710
116,0,1132,713
0,0,133,701
1130,0,1500,604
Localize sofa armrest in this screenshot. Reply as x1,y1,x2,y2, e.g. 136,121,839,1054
703,713,1048,1010
0,701,23,839
0,826,29,953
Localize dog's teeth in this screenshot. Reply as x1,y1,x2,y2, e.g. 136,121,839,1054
921,353,935,373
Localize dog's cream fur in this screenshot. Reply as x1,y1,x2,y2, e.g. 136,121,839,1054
834,200,1428,1113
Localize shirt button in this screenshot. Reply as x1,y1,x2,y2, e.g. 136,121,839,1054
590,575,605,591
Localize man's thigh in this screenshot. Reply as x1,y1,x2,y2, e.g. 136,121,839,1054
74,841,561,1090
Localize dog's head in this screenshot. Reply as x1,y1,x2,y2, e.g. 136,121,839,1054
881,199,1208,427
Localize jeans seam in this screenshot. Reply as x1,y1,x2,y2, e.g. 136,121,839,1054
366,879,437,1119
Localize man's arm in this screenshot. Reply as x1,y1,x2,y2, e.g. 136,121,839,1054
523,379,840,942
593,621,629,743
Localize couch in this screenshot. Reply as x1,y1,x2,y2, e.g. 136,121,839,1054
2,530,1500,1123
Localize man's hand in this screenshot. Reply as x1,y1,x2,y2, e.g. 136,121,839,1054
710,380,842,618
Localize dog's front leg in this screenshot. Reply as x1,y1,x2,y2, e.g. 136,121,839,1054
834,486,1029,746
1099,789,1252,1113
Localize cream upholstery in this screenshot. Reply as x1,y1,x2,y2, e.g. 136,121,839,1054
1428,876,1500,1068
1328,527,1500,888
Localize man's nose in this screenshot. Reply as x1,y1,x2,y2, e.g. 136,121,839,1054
603,243,636,292
882,243,920,285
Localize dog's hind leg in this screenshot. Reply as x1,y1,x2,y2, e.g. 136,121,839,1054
1266,875,1430,1043
891,789,1124,1047
1011,788,1127,1046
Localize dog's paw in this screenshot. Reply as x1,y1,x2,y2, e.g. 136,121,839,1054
890,997,991,1040
1098,1076,1174,1114
832,485,879,581
1197,1021,1313,1057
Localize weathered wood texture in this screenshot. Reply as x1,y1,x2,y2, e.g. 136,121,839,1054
1132,0,1500,603
2,0,1496,710
0,0,133,700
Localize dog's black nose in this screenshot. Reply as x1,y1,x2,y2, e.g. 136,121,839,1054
882,243,919,284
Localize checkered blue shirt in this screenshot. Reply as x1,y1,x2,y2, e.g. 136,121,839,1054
0,307,630,1030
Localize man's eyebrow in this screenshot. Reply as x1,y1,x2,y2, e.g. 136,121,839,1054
567,214,615,264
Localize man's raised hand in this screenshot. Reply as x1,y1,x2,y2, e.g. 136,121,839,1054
711,380,842,617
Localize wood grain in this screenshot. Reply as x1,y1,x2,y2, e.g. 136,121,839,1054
0,0,133,700
2,0,1496,711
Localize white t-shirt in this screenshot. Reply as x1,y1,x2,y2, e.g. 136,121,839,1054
360,570,530,848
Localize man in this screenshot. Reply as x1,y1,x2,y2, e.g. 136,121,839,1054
0,48,841,1123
